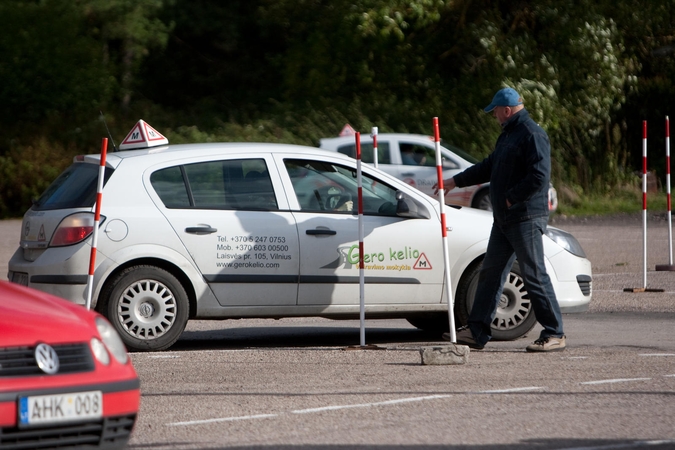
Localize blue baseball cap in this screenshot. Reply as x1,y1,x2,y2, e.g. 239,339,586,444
484,87,523,112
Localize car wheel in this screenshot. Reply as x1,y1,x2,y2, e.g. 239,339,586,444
472,189,492,211
456,261,537,341
99,265,189,351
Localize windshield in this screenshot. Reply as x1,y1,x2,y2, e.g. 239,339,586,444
33,163,113,211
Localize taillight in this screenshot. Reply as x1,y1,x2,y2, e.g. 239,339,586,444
49,213,105,247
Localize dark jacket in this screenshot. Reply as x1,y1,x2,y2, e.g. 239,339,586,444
454,109,550,225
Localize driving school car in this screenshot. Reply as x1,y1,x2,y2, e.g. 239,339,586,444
8,121,590,351
0,280,139,449
319,132,558,212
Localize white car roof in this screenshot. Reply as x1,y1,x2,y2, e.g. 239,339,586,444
320,133,436,148
83,142,351,169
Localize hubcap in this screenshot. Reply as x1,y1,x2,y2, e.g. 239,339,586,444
492,272,531,331
467,270,531,332
139,302,155,319
117,279,177,340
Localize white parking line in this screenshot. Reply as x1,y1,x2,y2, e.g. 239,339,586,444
169,413,278,426
639,353,675,357
165,374,667,428
166,388,550,427
478,387,544,394
292,394,452,415
581,378,651,385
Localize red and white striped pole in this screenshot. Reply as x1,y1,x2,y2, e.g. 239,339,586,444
85,137,109,310
665,116,673,266
657,116,674,271
432,118,456,343
642,121,648,289
356,132,366,347
371,127,379,168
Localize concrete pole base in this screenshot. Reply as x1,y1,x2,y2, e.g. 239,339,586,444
419,344,469,365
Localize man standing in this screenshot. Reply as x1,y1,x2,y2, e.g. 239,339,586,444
438,87,565,352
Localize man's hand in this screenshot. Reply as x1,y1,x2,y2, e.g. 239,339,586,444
433,177,456,195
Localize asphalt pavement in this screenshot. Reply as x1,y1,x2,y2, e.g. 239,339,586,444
2,213,675,449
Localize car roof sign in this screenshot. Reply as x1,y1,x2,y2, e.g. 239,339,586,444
119,120,169,150
339,124,356,137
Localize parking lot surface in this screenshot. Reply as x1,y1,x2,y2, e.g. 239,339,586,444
2,213,675,449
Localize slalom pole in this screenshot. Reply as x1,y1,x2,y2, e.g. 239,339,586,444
356,132,366,347
85,137,109,310
624,122,664,293
432,118,456,343
371,127,379,168
657,116,674,271
642,120,648,289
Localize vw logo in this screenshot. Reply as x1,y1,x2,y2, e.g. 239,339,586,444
35,343,59,375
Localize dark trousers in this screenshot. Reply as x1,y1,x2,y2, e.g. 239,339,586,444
468,217,564,346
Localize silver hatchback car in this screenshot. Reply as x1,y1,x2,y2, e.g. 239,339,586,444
8,123,588,351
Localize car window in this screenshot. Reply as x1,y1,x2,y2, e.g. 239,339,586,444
336,142,391,164
400,142,460,169
150,159,278,211
284,158,400,216
150,166,191,208
33,163,114,211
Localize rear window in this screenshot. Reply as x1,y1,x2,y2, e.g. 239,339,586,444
33,163,114,211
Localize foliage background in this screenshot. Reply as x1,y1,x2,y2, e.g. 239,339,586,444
0,0,673,217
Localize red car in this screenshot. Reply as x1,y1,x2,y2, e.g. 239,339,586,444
0,280,140,449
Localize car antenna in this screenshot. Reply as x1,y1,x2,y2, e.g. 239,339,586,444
99,111,119,152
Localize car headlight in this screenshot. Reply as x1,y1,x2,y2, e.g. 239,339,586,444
90,338,110,365
545,227,587,258
95,316,129,364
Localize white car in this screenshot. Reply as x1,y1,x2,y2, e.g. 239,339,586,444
8,123,587,351
320,133,558,212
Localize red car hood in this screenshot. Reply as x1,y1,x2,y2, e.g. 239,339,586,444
0,281,95,347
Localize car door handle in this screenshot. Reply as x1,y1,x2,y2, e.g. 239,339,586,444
306,229,337,236
185,225,218,235
400,172,416,177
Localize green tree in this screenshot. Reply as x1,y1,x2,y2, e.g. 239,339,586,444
0,0,113,126
430,1,638,192
82,0,174,110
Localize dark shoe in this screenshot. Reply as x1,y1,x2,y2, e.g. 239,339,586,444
526,335,566,352
443,326,484,350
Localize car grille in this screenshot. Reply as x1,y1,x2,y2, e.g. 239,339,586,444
0,414,136,449
576,275,592,296
0,343,94,377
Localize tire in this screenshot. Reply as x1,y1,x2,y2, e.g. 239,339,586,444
456,261,536,341
98,265,189,352
472,189,492,211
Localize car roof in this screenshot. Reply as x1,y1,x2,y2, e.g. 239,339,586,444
83,142,354,169
320,133,435,146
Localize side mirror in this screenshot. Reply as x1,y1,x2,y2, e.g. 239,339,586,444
396,191,430,219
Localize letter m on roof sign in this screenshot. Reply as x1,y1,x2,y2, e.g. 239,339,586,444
119,119,169,150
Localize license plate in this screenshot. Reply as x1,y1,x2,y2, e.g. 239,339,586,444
19,391,103,426
11,272,29,286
